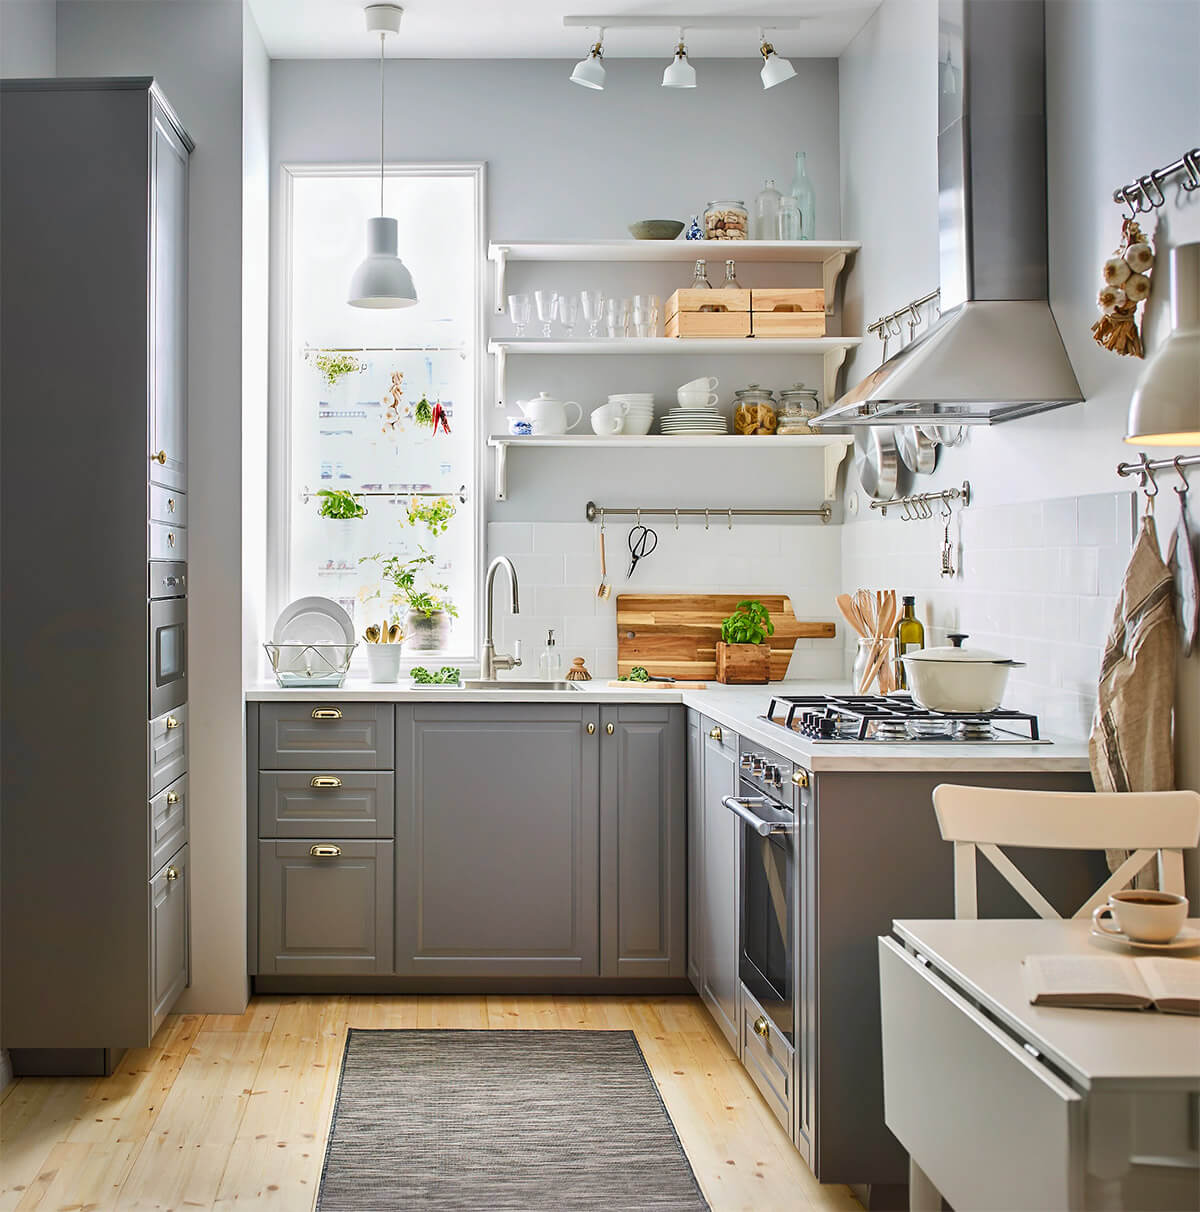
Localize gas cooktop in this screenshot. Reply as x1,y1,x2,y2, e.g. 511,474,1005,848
763,694,1048,744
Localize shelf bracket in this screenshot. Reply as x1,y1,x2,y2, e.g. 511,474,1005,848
493,343,507,409
494,442,509,501
822,344,849,412
492,246,509,315
823,442,851,504
822,250,848,314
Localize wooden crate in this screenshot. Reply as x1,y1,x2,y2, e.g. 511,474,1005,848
715,642,771,684
665,288,751,339
751,287,826,338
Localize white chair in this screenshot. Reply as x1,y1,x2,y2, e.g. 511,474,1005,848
932,784,1200,921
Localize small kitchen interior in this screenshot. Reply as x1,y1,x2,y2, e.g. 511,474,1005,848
1,0,1199,1207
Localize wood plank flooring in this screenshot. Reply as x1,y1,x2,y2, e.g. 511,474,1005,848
1,995,862,1211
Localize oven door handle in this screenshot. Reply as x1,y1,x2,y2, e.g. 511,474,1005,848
722,795,792,837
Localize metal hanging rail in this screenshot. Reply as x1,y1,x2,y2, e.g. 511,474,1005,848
867,289,940,337
303,343,467,358
1116,452,1200,486
869,480,971,518
584,500,832,525
301,484,468,504
1112,149,1200,213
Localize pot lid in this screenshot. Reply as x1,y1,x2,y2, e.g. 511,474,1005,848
901,633,1012,663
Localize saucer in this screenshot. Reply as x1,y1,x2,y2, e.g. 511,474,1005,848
1089,925,1200,952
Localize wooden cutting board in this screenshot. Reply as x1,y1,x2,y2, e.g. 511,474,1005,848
616,594,836,682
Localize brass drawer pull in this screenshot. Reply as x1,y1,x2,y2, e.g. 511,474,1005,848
165,715,180,730
709,726,723,741
753,1015,770,1039
311,707,342,720
309,844,342,858
587,722,596,735
152,450,167,465
310,775,342,788
165,865,179,882
167,497,176,512
606,722,615,735
166,791,180,805
792,769,809,788
167,532,176,548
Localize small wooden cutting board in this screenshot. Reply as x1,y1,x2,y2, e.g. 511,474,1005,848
616,594,836,682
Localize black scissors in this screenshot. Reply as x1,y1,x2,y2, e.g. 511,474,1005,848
627,523,658,577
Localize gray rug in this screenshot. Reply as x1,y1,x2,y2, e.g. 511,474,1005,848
317,1029,710,1210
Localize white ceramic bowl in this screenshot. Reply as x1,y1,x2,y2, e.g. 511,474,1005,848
622,414,655,435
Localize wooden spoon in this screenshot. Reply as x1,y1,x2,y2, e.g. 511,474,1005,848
835,592,868,637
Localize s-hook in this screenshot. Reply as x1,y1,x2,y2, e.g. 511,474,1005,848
1174,456,1192,497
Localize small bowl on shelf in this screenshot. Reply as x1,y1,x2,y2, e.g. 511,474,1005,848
628,219,684,241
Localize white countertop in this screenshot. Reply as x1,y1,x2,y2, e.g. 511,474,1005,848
245,678,1092,773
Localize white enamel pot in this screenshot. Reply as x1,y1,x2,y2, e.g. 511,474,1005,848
900,633,1024,713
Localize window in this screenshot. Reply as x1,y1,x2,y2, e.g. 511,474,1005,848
277,164,483,664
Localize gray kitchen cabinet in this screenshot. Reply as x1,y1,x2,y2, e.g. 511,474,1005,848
259,702,395,769
700,717,739,1048
397,703,601,977
151,845,189,1034
149,704,188,796
150,774,188,876
259,771,394,839
599,705,686,979
258,840,394,975
686,711,704,990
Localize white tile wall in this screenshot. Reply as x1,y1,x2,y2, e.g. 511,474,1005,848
487,521,845,681
840,491,1137,740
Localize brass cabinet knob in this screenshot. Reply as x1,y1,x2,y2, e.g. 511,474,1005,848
166,791,180,805
606,722,615,735
792,769,809,788
586,722,595,735
165,866,179,882
709,727,723,741
152,450,167,465
165,715,180,730
167,532,176,547
311,706,342,720
309,843,342,858
167,497,176,512
310,775,342,788
753,1015,770,1039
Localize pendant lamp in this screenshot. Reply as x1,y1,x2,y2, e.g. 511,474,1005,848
348,4,417,309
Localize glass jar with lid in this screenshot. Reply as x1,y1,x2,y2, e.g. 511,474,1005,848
704,200,748,241
733,384,777,435
777,384,821,434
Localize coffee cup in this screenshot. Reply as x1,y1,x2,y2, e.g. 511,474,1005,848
679,375,718,393
676,389,720,410
591,402,627,435
1092,889,1188,944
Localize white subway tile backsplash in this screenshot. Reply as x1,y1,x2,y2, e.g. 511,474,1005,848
487,522,534,554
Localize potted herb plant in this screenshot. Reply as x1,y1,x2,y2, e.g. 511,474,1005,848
716,599,775,684
361,547,459,652
405,495,455,536
317,488,366,560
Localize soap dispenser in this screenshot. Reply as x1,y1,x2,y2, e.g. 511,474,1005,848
538,629,563,680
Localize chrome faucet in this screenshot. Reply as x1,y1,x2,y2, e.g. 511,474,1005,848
481,555,522,680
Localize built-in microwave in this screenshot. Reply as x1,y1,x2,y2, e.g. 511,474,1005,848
149,586,186,717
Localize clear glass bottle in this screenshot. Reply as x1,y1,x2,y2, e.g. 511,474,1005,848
690,259,713,289
894,595,925,690
538,628,563,681
753,178,782,241
790,151,816,240
777,194,803,241
722,260,742,289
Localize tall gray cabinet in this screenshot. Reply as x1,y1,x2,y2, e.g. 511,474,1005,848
1,79,192,1075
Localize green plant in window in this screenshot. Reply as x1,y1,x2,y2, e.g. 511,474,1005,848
360,547,459,620
414,393,434,428
311,351,362,386
316,489,367,520
720,600,774,646
406,495,456,536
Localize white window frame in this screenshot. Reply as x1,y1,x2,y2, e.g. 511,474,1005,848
269,161,487,670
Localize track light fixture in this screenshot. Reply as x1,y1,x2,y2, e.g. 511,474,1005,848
570,27,606,89
661,29,696,89
758,33,796,89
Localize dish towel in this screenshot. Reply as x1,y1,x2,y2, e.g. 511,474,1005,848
1089,513,1177,877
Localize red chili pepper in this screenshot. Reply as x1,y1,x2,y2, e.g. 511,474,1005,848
431,400,451,435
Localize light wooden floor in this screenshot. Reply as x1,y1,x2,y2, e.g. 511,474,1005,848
1,994,862,1211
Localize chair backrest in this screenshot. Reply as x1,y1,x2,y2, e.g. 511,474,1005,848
932,784,1200,920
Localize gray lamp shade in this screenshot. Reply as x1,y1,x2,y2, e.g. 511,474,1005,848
348,216,417,309
1125,242,1200,446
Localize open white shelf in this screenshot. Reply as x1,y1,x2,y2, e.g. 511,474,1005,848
489,336,862,413
486,433,854,503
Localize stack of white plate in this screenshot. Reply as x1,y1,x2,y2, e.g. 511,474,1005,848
609,393,655,436
659,406,728,435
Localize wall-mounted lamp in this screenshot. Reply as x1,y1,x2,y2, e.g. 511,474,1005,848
759,34,796,89
570,28,606,89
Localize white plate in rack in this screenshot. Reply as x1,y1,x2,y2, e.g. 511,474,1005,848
272,596,355,647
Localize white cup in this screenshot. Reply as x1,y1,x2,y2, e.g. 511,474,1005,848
679,375,718,393
1092,889,1189,944
676,390,720,410
591,402,627,434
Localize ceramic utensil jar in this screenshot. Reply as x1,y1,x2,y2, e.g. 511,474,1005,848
516,391,583,435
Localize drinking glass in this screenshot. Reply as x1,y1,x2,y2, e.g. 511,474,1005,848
534,289,559,337
633,293,660,338
555,292,581,338
605,297,630,338
580,290,605,338
507,293,532,337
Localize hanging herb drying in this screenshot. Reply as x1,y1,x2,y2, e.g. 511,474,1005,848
316,489,367,520
406,495,456,536
311,351,362,386
1092,218,1155,357
413,393,451,436
382,371,406,432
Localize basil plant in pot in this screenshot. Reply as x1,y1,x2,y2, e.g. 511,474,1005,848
716,599,775,684
361,547,459,654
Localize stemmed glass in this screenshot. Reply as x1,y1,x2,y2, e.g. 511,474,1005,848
633,294,660,338
555,292,581,338
580,290,605,338
534,289,559,338
507,293,531,337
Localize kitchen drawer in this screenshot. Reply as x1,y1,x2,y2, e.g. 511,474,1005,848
150,844,189,1033
148,560,187,600
741,981,794,1135
150,773,188,874
149,483,187,527
258,703,394,770
258,839,394,975
878,937,1081,1211
702,714,737,757
149,520,186,562
149,705,187,796
258,771,394,839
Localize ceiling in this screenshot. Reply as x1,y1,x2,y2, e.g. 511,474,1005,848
246,1,882,60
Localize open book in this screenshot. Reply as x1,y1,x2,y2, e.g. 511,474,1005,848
1022,954,1200,1015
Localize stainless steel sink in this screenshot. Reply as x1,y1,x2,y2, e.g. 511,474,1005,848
461,679,580,691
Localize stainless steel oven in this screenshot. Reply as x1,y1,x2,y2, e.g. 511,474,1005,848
724,746,796,1044
149,576,186,716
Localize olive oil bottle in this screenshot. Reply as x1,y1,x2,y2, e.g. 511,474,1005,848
895,595,924,690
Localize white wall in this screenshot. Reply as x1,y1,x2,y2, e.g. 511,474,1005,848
57,0,250,1013
0,0,55,76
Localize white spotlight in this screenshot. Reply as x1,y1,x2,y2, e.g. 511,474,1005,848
759,37,796,89
662,30,696,88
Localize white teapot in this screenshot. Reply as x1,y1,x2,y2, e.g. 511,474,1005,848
517,391,583,435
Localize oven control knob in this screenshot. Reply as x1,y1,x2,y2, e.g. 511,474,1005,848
763,763,779,784
740,754,754,770
819,718,837,738
750,756,765,775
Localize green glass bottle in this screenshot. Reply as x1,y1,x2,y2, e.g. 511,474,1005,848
895,595,924,690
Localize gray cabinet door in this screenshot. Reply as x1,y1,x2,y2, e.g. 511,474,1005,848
149,774,188,876
259,703,394,770
701,720,739,1048
259,840,394,975
686,711,704,991
149,705,187,796
599,705,686,979
397,704,599,977
150,844,189,1033
259,771,394,839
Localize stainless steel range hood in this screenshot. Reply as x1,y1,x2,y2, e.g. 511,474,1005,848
814,0,1082,428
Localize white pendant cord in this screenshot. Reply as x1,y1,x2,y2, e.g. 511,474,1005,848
378,30,386,216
